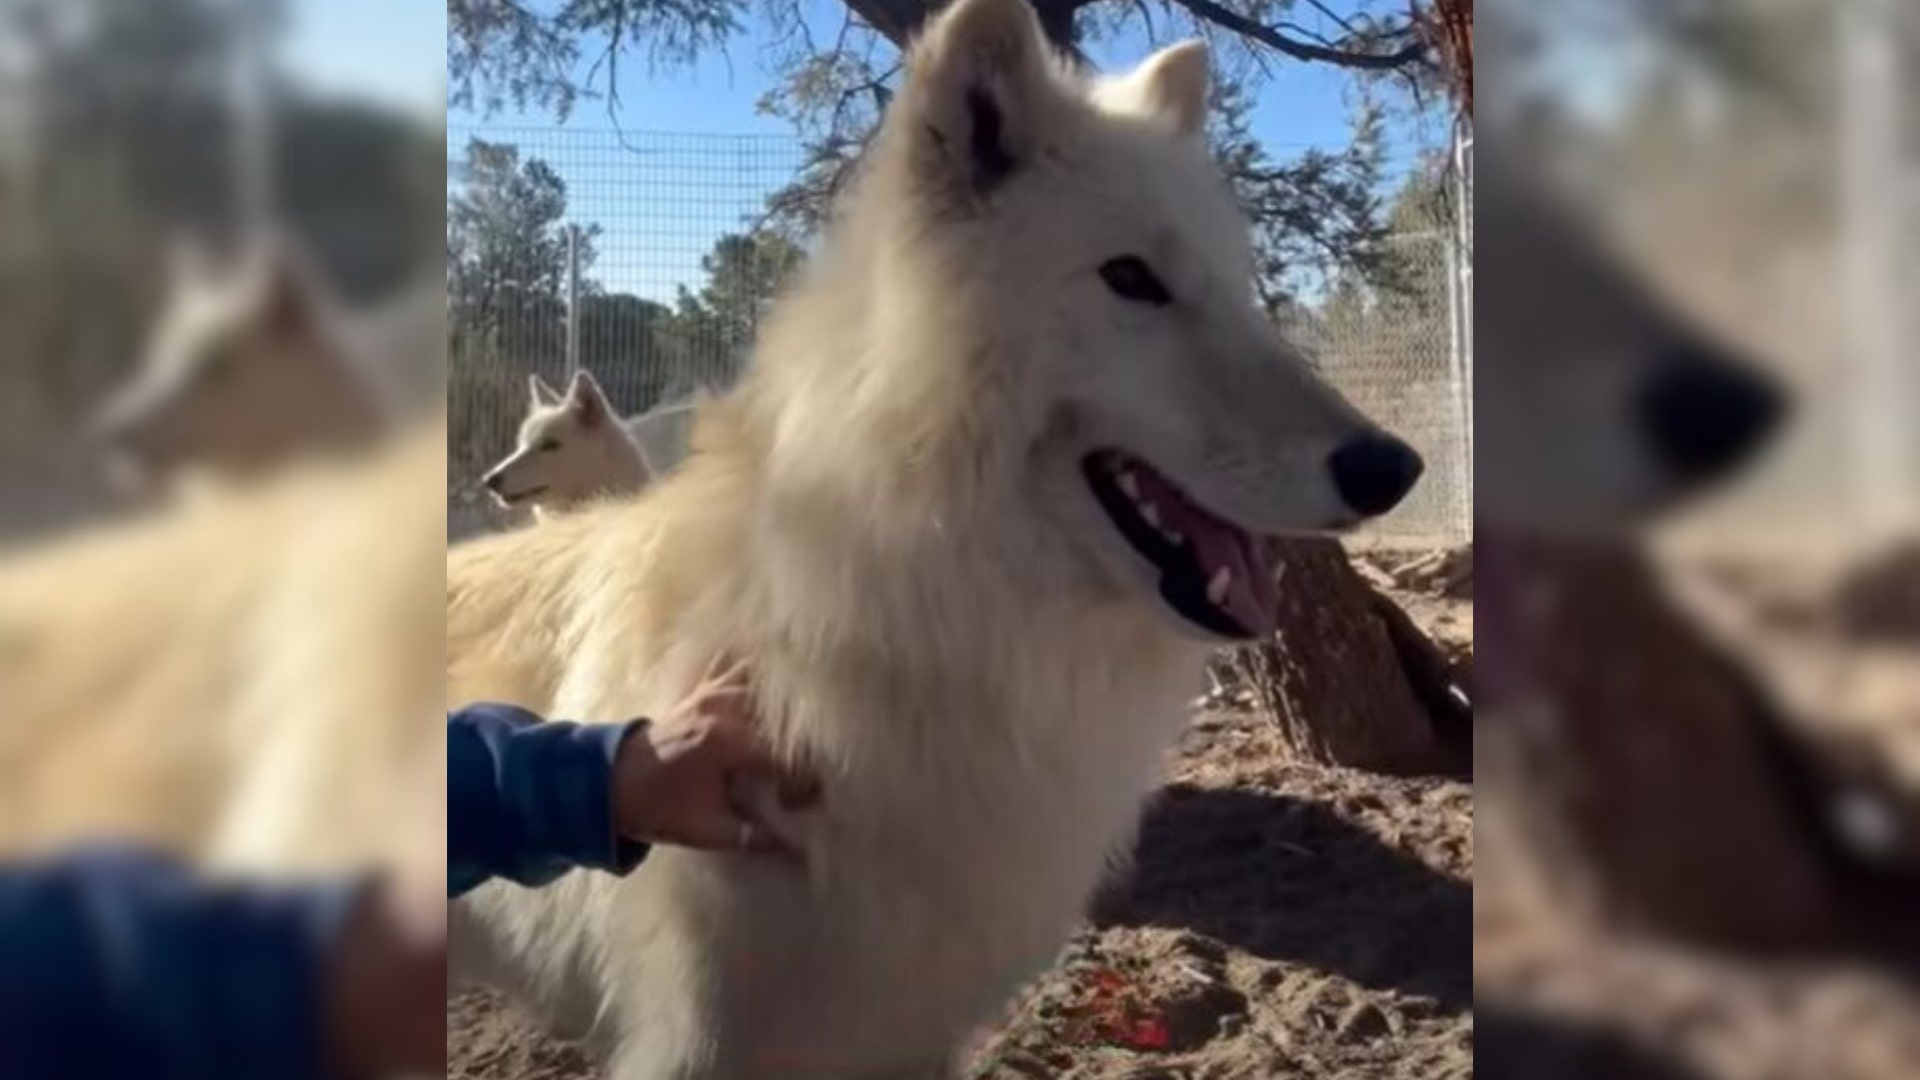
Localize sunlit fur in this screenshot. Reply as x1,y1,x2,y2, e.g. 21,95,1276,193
0,421,446,884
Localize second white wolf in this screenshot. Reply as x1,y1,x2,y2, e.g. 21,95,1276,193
447,0,1422,1075
481,370,655,518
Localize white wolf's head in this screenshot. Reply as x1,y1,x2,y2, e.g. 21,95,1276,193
94,235,385,491
768,0,1421,642
482,369,651,515
1477,153,1787,532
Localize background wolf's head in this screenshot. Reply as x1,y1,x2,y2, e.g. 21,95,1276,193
754,0,1422,642
482,369,652,515
92,235,384,492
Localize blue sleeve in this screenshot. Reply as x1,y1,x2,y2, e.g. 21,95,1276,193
447,704,650,898
0,847,364,1080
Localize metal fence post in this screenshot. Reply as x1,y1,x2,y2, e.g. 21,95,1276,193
1450,118,1474,537
1841,0,1910,536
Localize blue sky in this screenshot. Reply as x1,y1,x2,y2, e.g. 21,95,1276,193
286,0,1450,301
281,0,446,115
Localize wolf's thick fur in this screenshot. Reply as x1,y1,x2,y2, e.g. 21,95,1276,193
0,421,445,877
483,370,653,519
448,1,1408,1074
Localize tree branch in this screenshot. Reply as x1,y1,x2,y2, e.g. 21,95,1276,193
841,0,1090,59
1161,0,1428,71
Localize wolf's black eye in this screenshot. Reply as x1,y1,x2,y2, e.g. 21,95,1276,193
1098,256,1172,306
536,438,560,453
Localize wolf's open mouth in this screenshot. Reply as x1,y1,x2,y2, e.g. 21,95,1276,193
1083,451,1278,640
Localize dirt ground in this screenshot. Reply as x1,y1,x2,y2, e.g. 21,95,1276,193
450,545,1477,1080
1473,533,1920,1080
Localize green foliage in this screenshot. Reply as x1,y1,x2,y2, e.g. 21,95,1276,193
1208,78,1390,313
654,231,805,393
449,137,582,479
1309,157,1453,389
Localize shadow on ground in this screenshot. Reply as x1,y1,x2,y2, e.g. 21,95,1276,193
1090,783,1471,1012
1476,1006,1714,1080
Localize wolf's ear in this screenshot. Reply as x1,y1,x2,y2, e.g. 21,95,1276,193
529,373,563,407
904,0,1054,198
1114,40,1210,136
567,369,610,427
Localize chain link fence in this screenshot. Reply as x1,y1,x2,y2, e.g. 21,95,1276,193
447,124,1473,544
447,125,807,537
1300,226,1472,547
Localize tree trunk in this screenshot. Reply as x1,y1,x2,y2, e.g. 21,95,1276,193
1477,539,1838,948
1227,537,1466,776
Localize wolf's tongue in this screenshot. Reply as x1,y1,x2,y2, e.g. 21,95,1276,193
1151,497,1277,637
1126,462,1278,636
1194,524,1277,636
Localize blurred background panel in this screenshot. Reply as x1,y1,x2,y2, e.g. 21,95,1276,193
0,0,443,541
1477,2,1920,1078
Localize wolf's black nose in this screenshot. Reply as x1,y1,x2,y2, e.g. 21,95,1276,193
1635,346,1785,485
1329,435,1423,516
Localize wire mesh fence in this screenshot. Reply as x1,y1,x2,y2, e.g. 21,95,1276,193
447,126,808,537
1297,227,1472,546
446,123,1474,544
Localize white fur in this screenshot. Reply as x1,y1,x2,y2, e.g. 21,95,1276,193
448,1,1405,1075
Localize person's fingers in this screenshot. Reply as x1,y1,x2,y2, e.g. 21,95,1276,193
664,802,792,857
702,651,751,691
742,824,796,858
676,705,751,751
729,767,813,840
698,683,755,715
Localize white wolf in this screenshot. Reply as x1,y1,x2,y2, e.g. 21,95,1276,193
446,0,1421,1076
93,234,438,495
481,369,654,518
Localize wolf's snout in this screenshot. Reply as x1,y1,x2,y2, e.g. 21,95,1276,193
482,470,506,493
1329,435,1423,517
1635,347,1785,485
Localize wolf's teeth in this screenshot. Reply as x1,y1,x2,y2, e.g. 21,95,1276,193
1117,473,1141,500
1140,503,1161,528
1207,567,1231,604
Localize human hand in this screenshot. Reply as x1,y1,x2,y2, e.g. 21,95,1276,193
612,654,819,857
324,873,446,1078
